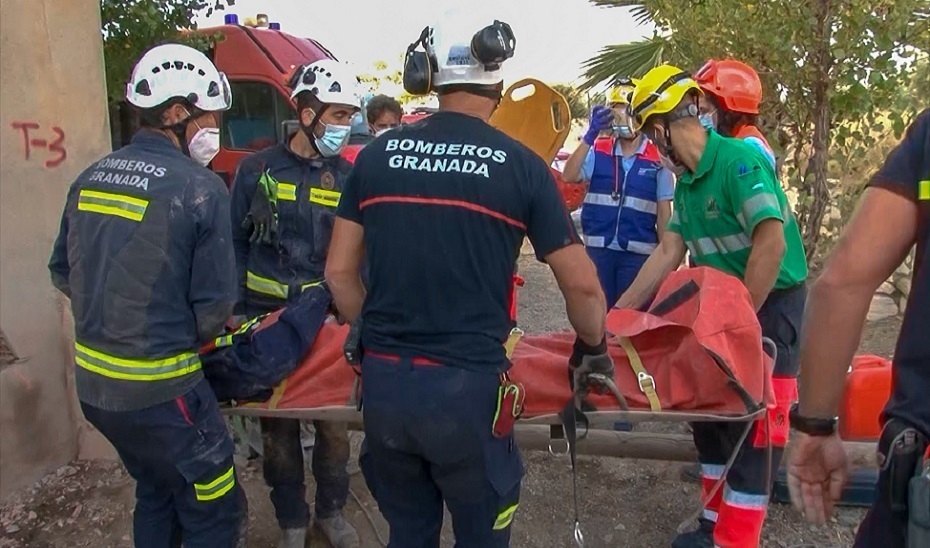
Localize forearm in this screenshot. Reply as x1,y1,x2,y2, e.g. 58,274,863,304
656,204,671,243
797,276,873,418
562,282,606,346
562,143,591,184
328,273,366,323
616,240,683,309
744,239,785,310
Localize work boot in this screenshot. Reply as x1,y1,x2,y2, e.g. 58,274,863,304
671,518,715,548
316,514,360,548
277,527,307,548
679,462,702,484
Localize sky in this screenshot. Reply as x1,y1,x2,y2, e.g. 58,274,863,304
197,0,652,89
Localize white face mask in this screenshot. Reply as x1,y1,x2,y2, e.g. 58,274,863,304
374,127,395,138
188,127,220,167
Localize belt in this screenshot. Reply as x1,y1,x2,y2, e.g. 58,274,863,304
770,281,806,296
75,342,200,381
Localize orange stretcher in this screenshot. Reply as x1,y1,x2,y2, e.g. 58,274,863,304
225,268,775,427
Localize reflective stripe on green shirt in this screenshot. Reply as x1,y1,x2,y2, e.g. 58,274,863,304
667,130,808,288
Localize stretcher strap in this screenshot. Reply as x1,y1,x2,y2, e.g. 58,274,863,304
616,336,661,412
504,327,524,360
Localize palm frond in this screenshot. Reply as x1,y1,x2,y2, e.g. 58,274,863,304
589,0,654,26
579,36,669,90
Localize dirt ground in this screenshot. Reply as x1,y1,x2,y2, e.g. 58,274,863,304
0,255,901,547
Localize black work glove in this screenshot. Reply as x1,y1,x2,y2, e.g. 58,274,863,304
568,336,615,393
241,188,278,246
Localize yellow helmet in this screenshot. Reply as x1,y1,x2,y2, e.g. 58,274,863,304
630,64,702,130
606,78,639,106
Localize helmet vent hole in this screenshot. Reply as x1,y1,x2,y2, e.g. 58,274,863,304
134,80,152,96
151,67,161,74
162,62,171,70
198,69,206,76
329,82,341,93
207,81,220,98
186,63,195,71
173,61,184,70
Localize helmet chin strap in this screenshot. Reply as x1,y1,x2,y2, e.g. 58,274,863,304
302,103,330,156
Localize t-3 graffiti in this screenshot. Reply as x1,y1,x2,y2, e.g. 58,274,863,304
9,121,67,168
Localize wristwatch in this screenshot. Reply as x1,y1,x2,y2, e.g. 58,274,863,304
789,403,838,436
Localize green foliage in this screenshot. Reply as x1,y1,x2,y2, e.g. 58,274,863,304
583,0,929,259
356,57,420,105
550,84,605,120
100,0,232,106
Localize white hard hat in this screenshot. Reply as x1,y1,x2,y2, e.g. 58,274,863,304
288,59,362,109
427,16,511,87
126,43,231,111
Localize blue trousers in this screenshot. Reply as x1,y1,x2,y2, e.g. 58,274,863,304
359,353,524,547
81,380,245,548
586,247,649,308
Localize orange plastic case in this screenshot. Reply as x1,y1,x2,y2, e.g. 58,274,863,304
839,355,893,441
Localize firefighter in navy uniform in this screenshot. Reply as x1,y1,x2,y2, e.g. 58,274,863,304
229,59,361,548
788,109,930,548
47,44,244,547
325,15,611,547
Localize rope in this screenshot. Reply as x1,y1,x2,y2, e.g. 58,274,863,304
676,418,755,534
349,486,388,547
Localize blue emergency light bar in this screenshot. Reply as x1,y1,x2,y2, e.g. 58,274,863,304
269,22,281,30
224,14,239,25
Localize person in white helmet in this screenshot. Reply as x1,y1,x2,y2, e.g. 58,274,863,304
325,15,610,547
228,58,361,548
47,43,245,547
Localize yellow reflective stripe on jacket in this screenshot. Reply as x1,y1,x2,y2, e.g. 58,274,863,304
194,465,236,502
277,183,297,202
77,190,148,222
75,343,200,381
309,188,341,208
213,316,264,349
246,271,289,299
919,179,930,200
493,503,519,530
301,280,323,291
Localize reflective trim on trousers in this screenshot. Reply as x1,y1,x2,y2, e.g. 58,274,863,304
919,179,929,200
722,484,769,509
493,503,519,530
75,342,200,381
194,465,236,502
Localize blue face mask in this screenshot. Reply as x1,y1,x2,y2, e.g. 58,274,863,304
314,123,352,157
699,112,716,131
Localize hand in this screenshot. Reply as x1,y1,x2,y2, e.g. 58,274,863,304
241,187,278,246
568,336,614,393
787,432,849,524
583,105,614,146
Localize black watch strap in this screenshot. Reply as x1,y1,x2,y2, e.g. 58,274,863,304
789,403,837,436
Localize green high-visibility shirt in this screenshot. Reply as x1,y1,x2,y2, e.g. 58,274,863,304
667,130,808,289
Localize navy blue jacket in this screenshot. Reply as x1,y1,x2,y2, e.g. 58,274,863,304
230,143,352,314
202,284,333,403
48,130,236,411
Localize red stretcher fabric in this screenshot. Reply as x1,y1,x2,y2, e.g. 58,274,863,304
243,267,773,418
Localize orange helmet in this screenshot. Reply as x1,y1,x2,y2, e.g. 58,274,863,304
694,59,762,115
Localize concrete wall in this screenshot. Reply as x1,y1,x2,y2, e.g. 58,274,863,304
0,0,113,499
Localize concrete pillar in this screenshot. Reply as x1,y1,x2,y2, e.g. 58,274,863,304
0,0,113,499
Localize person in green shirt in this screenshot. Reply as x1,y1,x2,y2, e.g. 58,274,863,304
617,64,809,548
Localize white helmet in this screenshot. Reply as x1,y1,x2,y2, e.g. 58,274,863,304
126,43,231,111
427,16,514,87
288,59,362,109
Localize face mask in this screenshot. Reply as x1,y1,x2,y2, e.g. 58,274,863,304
188,127,220,166
314,123,352,157
613,125,636,140
699,112,716,131
659,151,687,176
374,127,394,138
